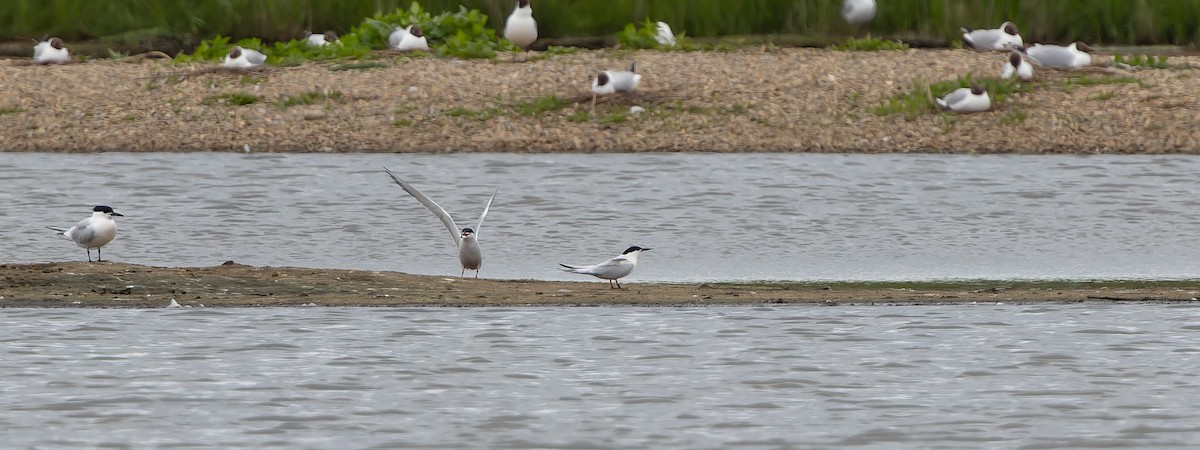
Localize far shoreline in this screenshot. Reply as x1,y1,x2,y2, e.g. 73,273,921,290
4,48,1200,154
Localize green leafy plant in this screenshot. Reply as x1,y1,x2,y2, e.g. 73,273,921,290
1114,54,1170,69
350,2,511,58
616,18,698,50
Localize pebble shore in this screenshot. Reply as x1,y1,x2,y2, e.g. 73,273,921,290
1,48,1198,153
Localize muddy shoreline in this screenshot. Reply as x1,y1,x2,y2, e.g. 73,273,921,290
2,262,1197,308
3,48,1200,153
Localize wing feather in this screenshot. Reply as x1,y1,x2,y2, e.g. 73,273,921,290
384,167,460,246
475,188,498,238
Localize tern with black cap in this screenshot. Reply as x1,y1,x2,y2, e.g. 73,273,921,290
47,205,124,262
384,168,497,278
560,246,651,289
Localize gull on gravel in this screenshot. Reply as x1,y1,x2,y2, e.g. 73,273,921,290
591,62,641,110
841,0,876,27
504,0,537,61
223,46,266,68
1025,42,1093,69
47,205,124,262
655,21,677,47
936,84,991,113
306,30,339,47
560,246,651,289
33,37,69,63
961,22,1023,51
1000,51,1034,81
389,25,429,51
383,167,497,278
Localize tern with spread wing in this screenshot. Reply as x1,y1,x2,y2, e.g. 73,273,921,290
48,205,123,262
384,168,497,278
560,246,650,289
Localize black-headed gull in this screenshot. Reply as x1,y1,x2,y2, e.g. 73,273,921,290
1001,51,1034,81
223,46,266,68
33,37,69,64
389,25,429,51
842,0,876,27
962,22,1024,51
1025,42,1093,69
936,84,991,113
384,168,498,278
47,205,123,262
560,246,651,289
591,62,641,109
655,22,676,47
504,0,537,61
306,31,339,47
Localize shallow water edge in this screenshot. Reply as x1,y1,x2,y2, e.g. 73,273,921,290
4,262,1200,308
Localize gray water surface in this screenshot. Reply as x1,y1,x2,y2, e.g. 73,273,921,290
3,305,1199,449
5,153,1200,281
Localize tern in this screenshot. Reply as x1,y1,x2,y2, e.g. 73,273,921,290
389,25,430,51
306,30,339,47
842,0,876,29
504,0,537,61
1000,51,1034,81
33,37,69,64
655,21,676,47
936,84,991,113
223,46,266,68
560,246,651,289
1025,42,1093,69
591,62,641,110
383,168,497,278
47,205,123,262
962,22,1024,51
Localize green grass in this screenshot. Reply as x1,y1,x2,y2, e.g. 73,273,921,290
530,45,584,61
515,95,573,117
278,90,342,108
829,36,909,51
0,106,25,116
568,110,590,123
202,92,259,106
330,62,389,71
598,111,628,124
1089,90,1116,101
1001,108,1028,125
1070,75,1140,86
875,74,1033,119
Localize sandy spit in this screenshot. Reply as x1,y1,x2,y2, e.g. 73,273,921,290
2,262,1198,308
2,48,1200,153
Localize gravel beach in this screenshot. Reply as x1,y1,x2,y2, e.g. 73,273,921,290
2,48,1198,153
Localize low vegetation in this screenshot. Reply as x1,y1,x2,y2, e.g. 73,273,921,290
829,36,909,51
875,75,1032,119
201,92,259,106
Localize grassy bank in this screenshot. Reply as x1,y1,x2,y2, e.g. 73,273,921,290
3,0,1200,47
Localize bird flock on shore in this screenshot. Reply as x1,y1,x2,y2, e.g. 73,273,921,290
41,0,1120,286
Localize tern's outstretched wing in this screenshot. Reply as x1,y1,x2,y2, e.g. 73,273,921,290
475,188,498,238
384,167,460,246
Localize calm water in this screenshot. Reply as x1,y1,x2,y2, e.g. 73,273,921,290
3,305,1200,449
5,153,1200,282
